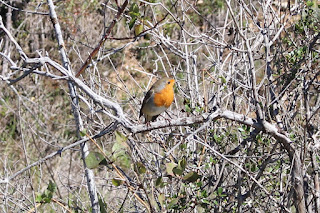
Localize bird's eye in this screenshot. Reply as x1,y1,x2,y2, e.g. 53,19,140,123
167,81,170,84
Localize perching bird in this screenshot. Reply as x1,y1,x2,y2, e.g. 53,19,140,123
139,77,175,123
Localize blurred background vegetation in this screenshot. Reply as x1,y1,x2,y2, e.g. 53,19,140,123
0,0,320,212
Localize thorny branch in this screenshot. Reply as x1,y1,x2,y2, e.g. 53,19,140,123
0,0,319,212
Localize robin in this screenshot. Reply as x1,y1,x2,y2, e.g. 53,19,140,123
140,77,175,123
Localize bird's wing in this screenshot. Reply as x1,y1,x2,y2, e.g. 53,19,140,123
139,88,154,118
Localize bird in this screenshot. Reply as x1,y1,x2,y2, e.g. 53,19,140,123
139,77,175,123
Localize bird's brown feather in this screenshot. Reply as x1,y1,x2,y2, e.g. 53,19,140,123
139,88,154,118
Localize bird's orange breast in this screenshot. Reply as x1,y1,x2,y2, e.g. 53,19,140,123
153,86,174,108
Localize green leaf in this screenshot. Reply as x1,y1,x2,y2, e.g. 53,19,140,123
129,17,137,30
135,162,146,174
219,76,226,84
217,187,223,196
156,177,163,187
134,24,144,36
168,198,179,209
99,158,109,166
115,131,127,144
99,195,108,213
306,1,314,7
183,171,200,182
184,104,191,112
112,178,123,186
172,167,183,176
112,131,131,169
43,196,51,203
129,3,140,21
213,134,221,142
36,181,56,203
47,180,56,193
113,152,131,169
85,152,105,169
202,199,211,204
195,106,203,113
35,194,43,203
178,158,186,171
251,163,257,172
158,193,165,208
209,157,214,163
79,129,87,137
166,162,177,176
180,143,187,150
129,12,140,19
130,3,139,14
201,190,208,197
172,158,185,175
